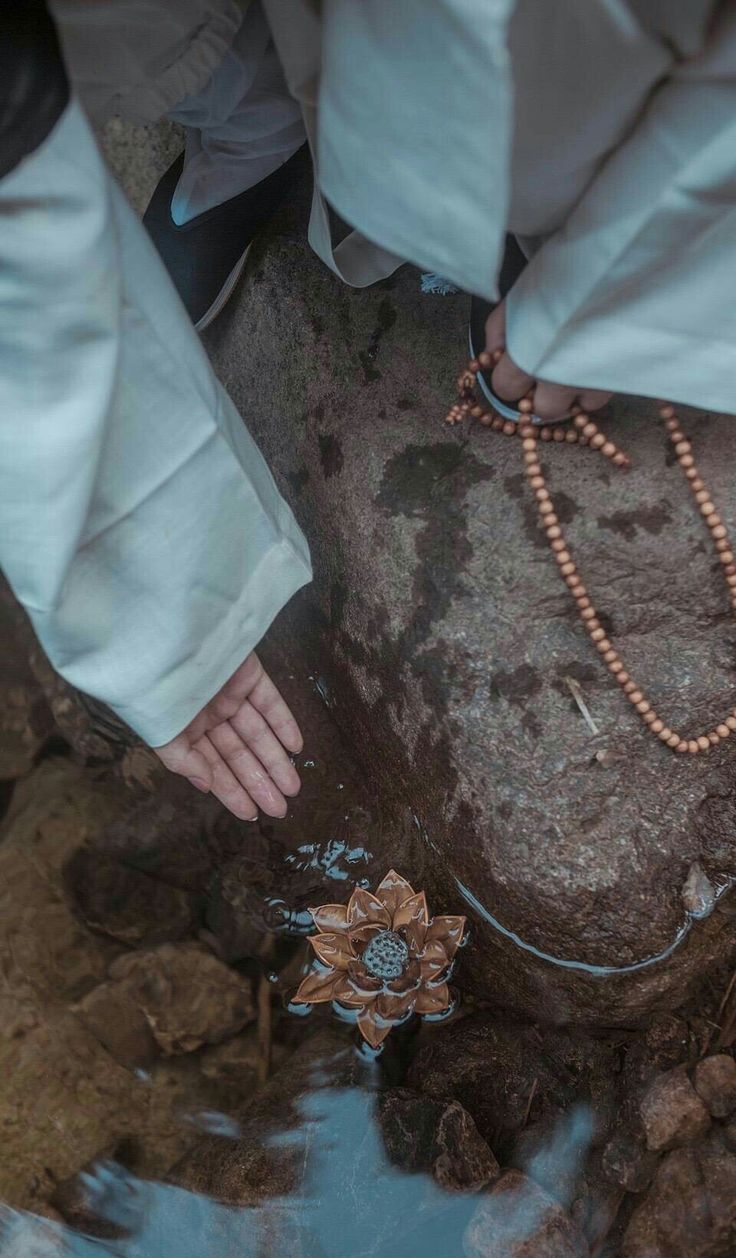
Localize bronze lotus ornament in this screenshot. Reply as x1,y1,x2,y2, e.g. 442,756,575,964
293,870,466,1047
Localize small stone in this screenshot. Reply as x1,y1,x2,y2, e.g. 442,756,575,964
640,1065,711,1152
378,1088,499,1193
622,1133,736,1257
464,1171,588,1258
681,862,716,920
74,981,158,1069
64,849,198,948
602,1127,659,1193
694,1055,736,1119
108,942,255,1055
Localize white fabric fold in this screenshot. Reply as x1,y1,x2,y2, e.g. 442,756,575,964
0,101,311,746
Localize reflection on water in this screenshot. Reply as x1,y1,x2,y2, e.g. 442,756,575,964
0,1043,593,1258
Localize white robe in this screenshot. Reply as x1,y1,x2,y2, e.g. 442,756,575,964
4,0,735,747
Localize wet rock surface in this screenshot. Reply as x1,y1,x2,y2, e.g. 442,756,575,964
406,1013,620,1160
377,1088,500,1192
106,942,255,1055
694,1053,736,1119
464,1170,589,1257
639,1065,711,1152
622,1132,736,1257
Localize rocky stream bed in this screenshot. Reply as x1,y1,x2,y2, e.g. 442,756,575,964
2,579,736,1258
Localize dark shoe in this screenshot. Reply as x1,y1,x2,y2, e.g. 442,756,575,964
469,234,527,415
143,145,307,331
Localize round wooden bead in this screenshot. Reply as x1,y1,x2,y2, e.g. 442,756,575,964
518,399,533,414
659,404,675,419
726,716,736,731
560,562,576,577
667,734,681,748
697,736,711,752
635,700,650,715
478,351,492,369
628,690,644,705
503,421,516,436
708,731,721,746
676,740,689,752
651,719,664,734
688,741,700,754
643,711,657,724
717,724,731,739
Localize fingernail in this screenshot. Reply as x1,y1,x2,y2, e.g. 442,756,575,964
188,776,210,793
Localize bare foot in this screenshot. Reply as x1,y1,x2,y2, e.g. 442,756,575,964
152,651,302,820
485,300,612,422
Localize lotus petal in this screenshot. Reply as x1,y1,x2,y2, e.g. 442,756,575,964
332,973,375,1007
347,888,391,930
393,891,429,932
293,967,343,1005
387,959,421,994
375,870,416,918
377,989,417,1021
309,932,353,970
419,939,451,982
310,903,349,933
403,917,428,956
357,1006,395,1049
415,981,450,1016
426,915,466,959
345,960,382,1000
348,922,384,950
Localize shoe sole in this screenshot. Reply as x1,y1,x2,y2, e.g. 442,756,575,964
195,243,252,333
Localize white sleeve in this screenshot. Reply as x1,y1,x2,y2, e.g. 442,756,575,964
0,101,311,746
505,7,736,415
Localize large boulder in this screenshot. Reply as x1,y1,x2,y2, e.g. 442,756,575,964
198,175,736,1023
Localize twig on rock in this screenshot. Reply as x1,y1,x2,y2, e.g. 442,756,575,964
564,675,600,736
257,936,275,1085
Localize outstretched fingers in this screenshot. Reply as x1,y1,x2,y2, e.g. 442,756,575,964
247,665,303,754
195,733,259,820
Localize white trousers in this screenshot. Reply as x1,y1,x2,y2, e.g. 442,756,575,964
0,101,311,746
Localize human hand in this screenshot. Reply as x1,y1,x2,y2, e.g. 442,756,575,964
485,300,612,421
153,651,302,820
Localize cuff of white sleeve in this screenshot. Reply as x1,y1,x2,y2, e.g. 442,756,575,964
114,535,311,747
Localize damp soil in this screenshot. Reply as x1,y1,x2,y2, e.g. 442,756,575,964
1,659,735,1258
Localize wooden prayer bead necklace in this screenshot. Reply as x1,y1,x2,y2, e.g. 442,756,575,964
446,348,736,755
